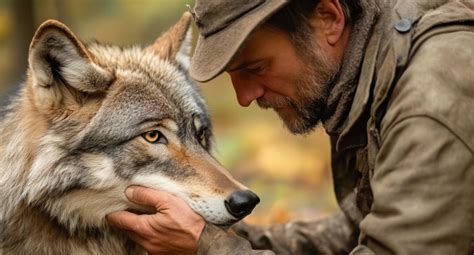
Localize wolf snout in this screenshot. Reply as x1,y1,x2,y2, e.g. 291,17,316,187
224,190,260,219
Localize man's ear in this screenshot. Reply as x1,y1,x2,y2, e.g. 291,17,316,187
29,20,114,92
148,12,193,68
311,0,346,46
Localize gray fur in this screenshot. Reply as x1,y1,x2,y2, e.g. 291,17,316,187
0,18,246,254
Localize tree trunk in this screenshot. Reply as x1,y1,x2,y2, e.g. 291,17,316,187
10,0,35,85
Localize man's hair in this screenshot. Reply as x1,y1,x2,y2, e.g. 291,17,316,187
265,0,362,53
267,0,362,32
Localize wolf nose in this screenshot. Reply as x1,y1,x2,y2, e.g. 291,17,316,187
225,190,260,219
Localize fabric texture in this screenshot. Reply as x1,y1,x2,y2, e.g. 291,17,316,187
196,0,474,254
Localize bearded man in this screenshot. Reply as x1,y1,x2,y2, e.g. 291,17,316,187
107,0,474,254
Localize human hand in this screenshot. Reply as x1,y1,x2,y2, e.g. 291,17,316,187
107,186,205,255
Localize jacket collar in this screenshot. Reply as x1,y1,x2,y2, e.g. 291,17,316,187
334,1,389,152
321,0,382,138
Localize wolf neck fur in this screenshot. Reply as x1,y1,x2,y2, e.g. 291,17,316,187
0,80,135,254
0,84,46,203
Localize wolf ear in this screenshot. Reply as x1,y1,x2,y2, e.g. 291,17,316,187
148,12,193,68
29,19,113,93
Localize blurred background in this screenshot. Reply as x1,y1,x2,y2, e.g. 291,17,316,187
0,0,337,225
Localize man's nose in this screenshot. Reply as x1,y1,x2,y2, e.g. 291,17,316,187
230,76,265,107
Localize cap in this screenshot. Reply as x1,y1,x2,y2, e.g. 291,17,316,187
189,0,289,82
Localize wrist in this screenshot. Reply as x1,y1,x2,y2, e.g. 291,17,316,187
197,224,228,254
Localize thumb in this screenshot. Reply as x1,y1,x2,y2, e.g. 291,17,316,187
125,185,174,209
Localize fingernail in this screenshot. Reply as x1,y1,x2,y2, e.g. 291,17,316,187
125,186,135,198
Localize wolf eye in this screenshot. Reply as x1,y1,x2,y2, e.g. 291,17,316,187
142,130,167,144
197,128,207,147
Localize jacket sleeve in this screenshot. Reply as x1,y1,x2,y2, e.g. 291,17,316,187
353,117,474,254
198,211,355,255
197,224,274,255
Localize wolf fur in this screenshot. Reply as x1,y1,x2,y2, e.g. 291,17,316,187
0,13,248,254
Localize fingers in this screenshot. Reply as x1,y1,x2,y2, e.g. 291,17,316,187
106,210,147,233
106,191,205,255
125,186,175,209
124,230,151,250
125,186,157,206
124,230,147,246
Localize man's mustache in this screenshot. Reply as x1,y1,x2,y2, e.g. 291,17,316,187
256,96,294,109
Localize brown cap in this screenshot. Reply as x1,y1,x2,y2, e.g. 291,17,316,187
189,0,289,82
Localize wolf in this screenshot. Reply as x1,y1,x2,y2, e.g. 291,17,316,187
0,13,260,254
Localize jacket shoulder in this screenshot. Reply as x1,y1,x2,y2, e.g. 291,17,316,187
381,28,474,152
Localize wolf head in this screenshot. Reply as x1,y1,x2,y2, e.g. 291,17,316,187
14,13,259,233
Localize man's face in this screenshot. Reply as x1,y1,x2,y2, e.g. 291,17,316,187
226,26,339,134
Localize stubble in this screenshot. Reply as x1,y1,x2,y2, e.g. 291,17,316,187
257,40,339,134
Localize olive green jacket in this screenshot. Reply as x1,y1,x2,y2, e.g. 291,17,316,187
198,0,474,254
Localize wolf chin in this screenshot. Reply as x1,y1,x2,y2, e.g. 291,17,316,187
0,13,259,254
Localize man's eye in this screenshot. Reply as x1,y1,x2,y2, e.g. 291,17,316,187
246,65,265,75
142,130,167,144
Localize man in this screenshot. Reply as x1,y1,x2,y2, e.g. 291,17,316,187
107,0,474,254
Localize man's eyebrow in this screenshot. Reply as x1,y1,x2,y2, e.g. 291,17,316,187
227,59,264,72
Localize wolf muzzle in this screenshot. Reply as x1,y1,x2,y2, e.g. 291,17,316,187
224,190,260,219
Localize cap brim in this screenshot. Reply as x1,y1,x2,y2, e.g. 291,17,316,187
190,0,289,82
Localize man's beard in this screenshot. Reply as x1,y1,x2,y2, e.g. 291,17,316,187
257,43,339,134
